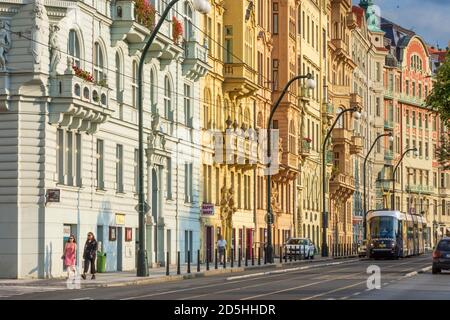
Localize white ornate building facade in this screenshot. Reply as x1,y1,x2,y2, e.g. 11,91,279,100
0,0,209,278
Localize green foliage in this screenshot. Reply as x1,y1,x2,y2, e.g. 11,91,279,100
426,51,450,129
437,133,450,170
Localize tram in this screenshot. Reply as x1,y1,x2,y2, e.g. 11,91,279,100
367,210,427,259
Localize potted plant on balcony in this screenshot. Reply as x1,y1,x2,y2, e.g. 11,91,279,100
72,65,94,83
134,0,156,31
172,16,183,44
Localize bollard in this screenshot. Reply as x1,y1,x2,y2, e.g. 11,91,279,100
245,248,248,267
294,246,297,261
166,252,170,276
264,246,267,265
223,249,226,269
238,248,241,267
215,248,218,269
187,250,191,274
206,249,210,271
197,249,200,272
177,251,181,275
284,246,287,263
258,246,261,265
289,247,293,262
252,248,255,266
303,244,306,260
280,246,283,264
231,249,234,268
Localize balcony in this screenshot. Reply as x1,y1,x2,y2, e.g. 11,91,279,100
322,102,334,117
224,63,258,100
182,40,210,81
298,85,311,103
384,150,394,161
329,172,355,200
384,89,395,100
406,185,434,195
300,140,312,158
398,94,425,107
384,120,394,131
350,93,362,110
111,1,153,47
48,72,112,134
331,128,352,146
350,135,363,155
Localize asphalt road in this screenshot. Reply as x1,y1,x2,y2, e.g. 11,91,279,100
3,253,448,300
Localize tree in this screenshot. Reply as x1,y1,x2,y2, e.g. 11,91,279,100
437,133,450,170
426,51,450,129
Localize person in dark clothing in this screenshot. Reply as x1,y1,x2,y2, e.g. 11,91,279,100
82,232,98,280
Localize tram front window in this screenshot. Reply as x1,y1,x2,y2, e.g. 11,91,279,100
370,217,398,239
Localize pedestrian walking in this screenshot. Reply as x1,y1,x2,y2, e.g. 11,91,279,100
81,232,98,280
62,234,77,279
217,234,227,265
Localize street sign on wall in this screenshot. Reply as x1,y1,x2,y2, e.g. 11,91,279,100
46,189,60,203
201,203,215,216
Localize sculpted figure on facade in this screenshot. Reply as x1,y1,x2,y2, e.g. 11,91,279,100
31,0,46,64
49,25,61,75
0,20,11,71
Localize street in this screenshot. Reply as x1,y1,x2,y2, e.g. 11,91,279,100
2,254,448,300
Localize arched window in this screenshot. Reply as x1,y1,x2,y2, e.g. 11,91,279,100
132,61,138,108
216,97,222,130
289,120,296,154
150,68,156,113
164,76,173,121
94,42,105,81
68,30,81,67
115,52,122,101
336,107,344,128
184,2,193,40
203,89,211,129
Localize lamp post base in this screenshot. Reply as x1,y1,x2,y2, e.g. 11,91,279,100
137,249,149,277
266,244,274,264
321,243,328,257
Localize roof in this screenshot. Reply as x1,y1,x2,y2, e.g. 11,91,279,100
352,6,365,29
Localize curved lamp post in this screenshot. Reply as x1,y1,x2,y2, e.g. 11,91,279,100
266,73,316,263
321,107,361,257
136,0,211,277
362,132,393,240
390,147,418,211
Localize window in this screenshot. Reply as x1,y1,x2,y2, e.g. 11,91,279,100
217,23,222,60
183,2,193,40
244,27,253,66
185,163,193,203
115,52,122,101
215,167,220,205
311,20,315,48
134,149,139,194
75,133,82,187
184,84,192,127
434,172,437,188
202,165,212,203
419,141,423,157
57,129,64,184
412,82,416,97
68,30,81,67
406,80,409,95
336,108,344,128
66,131,73,186
224,26,233,63
302,11,305,39
116,144,124,193
441,173,445,188
425,114,429,129
203,89,211,129
150,68,156,113
96,139,104,190
273,13,279,34
406,110,410,126
433,144,437,159
132,61,138,108
307,16,310,43
418,113,422,128
425,142,429,158
412,111,416,127
289,120,296,154
164,76,173,122
376,98,381,117
166,158,172,199
94,42,105,82
237,173,242,208
418,83,422,99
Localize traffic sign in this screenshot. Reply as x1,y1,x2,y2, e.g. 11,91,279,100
135,202,150,214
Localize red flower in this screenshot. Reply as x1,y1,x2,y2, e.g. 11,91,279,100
304,137,312,143
172,16,183,44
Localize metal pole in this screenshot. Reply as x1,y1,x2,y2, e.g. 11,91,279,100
363,133,391,240
177,251,180,275
206,249,209,271
392,148,417,210
197,249,200,272
187,251,191,274
266,74,313,264
137,0,182,277
321,108,357,257
166,252,169,276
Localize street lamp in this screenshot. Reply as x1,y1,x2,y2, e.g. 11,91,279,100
136,0,211,277
321,107,361,257
362,132,393,240
390,147,418,211
266,73,316,263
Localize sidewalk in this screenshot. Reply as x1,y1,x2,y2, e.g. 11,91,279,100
0,254,358,289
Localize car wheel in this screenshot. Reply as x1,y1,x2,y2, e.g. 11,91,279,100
432,266,441,274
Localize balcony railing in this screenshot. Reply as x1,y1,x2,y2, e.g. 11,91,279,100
406,185,434,195
182,39,210,81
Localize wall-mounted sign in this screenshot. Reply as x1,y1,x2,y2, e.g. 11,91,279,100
46,189,60,202
201,203,215,216
115,213,125,225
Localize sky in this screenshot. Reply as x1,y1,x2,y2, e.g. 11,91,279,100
352,0,450,49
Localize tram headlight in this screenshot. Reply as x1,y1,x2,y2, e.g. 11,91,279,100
391,242,396,248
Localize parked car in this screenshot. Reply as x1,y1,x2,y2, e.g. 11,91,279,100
358,240,368,258
432,237,450,274
284,238,315,259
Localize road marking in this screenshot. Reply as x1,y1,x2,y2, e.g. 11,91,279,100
227,259,359,281
302,280,367,300
71,297,93,300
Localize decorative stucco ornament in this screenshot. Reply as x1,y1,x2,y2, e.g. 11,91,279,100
0,20,11,71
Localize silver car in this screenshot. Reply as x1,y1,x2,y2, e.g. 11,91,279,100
284,238,315,259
